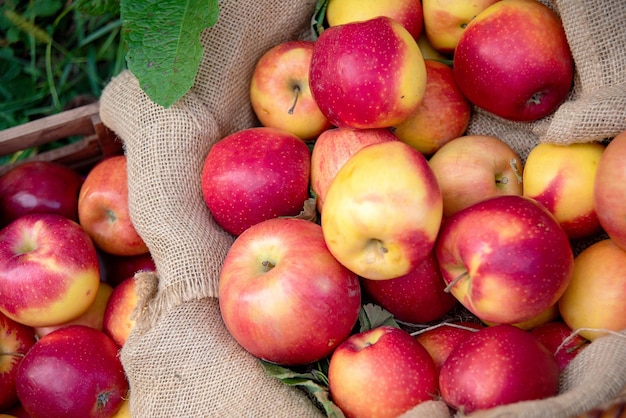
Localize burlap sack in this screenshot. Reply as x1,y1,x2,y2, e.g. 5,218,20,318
99,0,626,416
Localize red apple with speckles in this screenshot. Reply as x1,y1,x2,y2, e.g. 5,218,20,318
310,127,398,214
0,214,101,328
530,320,589,372
309,16,427,129
78,155,149,256
360,250,458,324
328,326,439,418
103,276,138,348
219,218,361,366
201,127,311,236
436,195,574,325
414,322,484,370
0,312,37,411
440,324,560,414
16,325,128,418
453,0,574,122
0,161,84,228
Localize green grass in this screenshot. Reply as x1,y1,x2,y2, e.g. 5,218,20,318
0,0,125,165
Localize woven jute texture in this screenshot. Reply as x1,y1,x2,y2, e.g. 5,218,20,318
99,0,626,416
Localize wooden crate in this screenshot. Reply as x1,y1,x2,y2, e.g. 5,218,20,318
0,102,123,176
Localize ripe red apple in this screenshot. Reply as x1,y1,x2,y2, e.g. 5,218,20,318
201,127,311,236
440,324,560,414
322,141,443,280
453,0,574,122
0,161,84,228
35,282,114,339
0,213,101,328
436,195,574,325
360,250,458,324
414,321,484,370
594,129,626,251
218,217,361,366
393,59,472,156
103,276,138,348
530,320,590,372
100,251,155,287
16,325,128,418
310,127,398,213
78,155,149,256
249,40,331,141
325,0,424,40
309,16,427,129
328,325,439,418
0,312,37,411
427,134,524,218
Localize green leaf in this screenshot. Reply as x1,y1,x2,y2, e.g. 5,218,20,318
76,0,120,16
121,0,219,108
310,0,329,39
358,303,400,332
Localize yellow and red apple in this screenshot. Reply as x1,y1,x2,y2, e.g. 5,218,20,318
103,276,138,348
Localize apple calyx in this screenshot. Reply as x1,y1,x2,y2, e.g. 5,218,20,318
288,84,301,115
364,239,389,265
527,91,545,106
444,271,469,293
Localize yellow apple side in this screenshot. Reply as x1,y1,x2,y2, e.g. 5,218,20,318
392,24,428,119
483,303,559,330
111,397,131,418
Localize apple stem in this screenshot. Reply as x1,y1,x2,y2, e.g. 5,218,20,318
288,85,301,115
444,271,469,293
510,158,523,184
261,260,276,272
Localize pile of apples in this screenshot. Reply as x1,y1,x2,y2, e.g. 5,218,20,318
204,0,626,416
0,156,155,417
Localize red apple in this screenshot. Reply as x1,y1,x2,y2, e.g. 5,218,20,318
100,251,155,287
530,320,590,372
0,214,101,328
0,312,37,411
360,250,458,324
427,134,524,218
103,276,138,348
34,282,114,339
0,161,84,227
413,321,484,370
78,155,149,256
310,127,398,213
594,129,626,251
440,324,560,414
15,325,128,418
393,59,472,156
309,16,427,129
436,195,574,325
328,325,439,418
453,0,574,122
249,40,331,141
218,217,361,366
201,127,311,236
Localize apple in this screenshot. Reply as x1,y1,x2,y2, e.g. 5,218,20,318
523,142,605,239
436,195,574,325
0,213,101,328
0,161,84,227
321,140,443,280
360,250,458,324
78,155,149,256
310,127,398,213
111,397,130,418
100,251,156,287
530,320,590,372
427,134,523,218
453,0,574,122
439,324,560,414
15,325,128,418
422,0,500,54
103,276,138,348
309,16,427,129
0,312,37,411
328,326,439,418
413,321,484,370
325,0,424,40
416,32,450,61
201,127,311,236
481,303,560,331
249,40,331,141
558,239,626,341
594,129,626,251
35,282,114,339
218,217,361,366
392,59,472,156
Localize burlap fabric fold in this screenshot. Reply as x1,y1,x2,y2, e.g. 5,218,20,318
99,0,626,416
